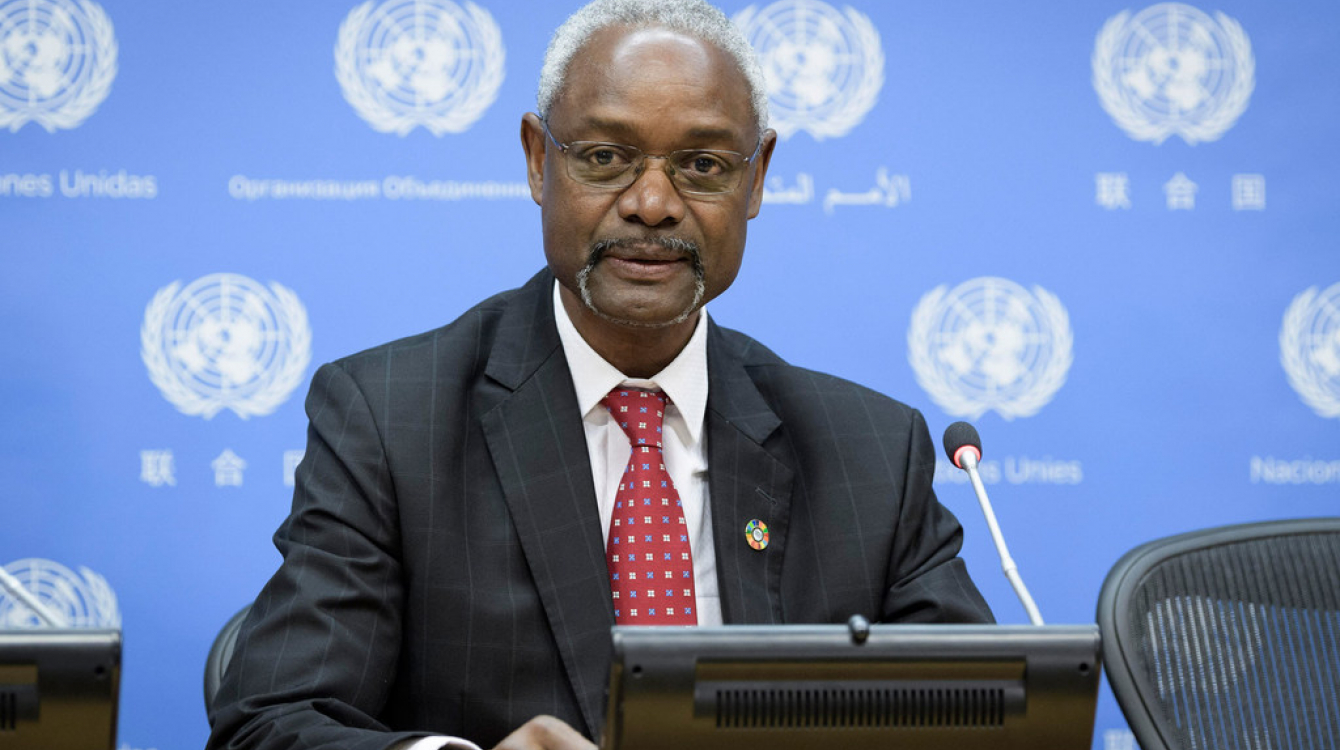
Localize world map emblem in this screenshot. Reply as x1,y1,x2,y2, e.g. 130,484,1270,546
1092,3,1253,145
141,273,311,420
0,558,120,628
1280,283,1340,419
0,0,117,133
335,0,505,136
734,0,884,141
908,277,1073,421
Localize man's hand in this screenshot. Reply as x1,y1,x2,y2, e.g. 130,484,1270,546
491,716,597,750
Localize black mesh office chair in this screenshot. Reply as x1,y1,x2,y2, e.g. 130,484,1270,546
1097,518,1340,750
203,604,251,714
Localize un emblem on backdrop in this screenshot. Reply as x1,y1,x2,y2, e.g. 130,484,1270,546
0,558,120,628
908,278,1073,421
335,0,505,136
0,0,116,132
141,273,311,420
1280,283,1340,419
1092,3,1253,145
734,0,883,141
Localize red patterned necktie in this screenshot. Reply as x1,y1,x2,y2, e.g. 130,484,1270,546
602,388,697,626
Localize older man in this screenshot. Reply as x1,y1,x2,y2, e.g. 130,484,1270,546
205,2,992,749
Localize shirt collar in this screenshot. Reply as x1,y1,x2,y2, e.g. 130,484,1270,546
552,280,709,444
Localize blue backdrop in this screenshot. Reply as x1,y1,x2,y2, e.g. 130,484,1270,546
2,1,1338,749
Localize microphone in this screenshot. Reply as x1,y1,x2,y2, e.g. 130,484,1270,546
943,421,982,471
942,421,1044,626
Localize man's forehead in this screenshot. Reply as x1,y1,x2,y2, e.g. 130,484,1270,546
562,25,724,89
565,113,743,143
600,26,716,66
549,24,755,140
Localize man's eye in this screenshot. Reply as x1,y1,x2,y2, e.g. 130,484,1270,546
683,153,729,176
577,145,632,169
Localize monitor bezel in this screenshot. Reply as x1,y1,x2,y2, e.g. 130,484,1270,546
0,628,121,750
602,623,1101,750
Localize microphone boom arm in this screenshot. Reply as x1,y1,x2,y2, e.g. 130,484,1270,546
0,566,65,627
959,451,1045,626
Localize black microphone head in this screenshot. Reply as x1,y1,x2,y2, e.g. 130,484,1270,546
942,421,983,469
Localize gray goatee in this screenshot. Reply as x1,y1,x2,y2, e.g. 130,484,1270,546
576,237,705,328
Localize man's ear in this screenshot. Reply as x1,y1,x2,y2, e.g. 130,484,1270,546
521,112,547,206
745,128,778,220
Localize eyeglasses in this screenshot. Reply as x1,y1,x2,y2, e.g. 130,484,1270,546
541,118,763,196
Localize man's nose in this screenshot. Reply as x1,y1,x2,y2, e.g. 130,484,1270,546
616,155,686,228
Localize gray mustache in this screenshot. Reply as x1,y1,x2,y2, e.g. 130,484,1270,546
589,237,702,264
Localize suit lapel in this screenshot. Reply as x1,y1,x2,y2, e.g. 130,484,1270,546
705,324,794,624
480,271,612,738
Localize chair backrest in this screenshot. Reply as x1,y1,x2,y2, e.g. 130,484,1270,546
203,605,251,715
1097,518,1340,750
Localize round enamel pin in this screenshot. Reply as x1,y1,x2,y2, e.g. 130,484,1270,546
745,519,769,550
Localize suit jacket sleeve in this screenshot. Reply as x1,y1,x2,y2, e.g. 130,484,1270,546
206,361,430,750
207,272,611,749
881,408,993,623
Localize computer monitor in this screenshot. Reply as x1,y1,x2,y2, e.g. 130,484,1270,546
0,629,121,750
602,622,1101,750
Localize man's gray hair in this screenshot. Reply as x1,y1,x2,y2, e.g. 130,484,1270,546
537,0,770,134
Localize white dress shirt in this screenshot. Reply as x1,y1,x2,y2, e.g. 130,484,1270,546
398,283,721,750
550,281,721,626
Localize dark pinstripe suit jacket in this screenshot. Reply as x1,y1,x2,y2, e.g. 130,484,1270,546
206,269,992,750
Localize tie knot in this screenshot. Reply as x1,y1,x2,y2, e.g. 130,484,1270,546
602,388,668,449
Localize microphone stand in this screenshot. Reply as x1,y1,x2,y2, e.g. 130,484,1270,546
0,566,65,627
959,450,1045,626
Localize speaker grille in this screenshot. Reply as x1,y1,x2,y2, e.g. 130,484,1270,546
0,690,16,731
713,686,1005,729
